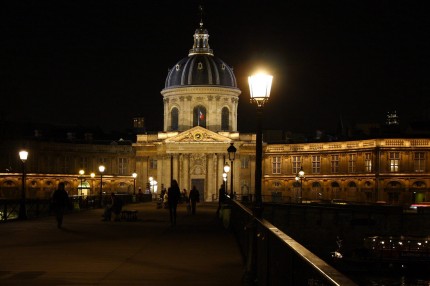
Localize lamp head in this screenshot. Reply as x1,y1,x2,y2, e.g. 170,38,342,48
227,143,237,161
19,150,28,162
99,165,105,173
299,167,305,178
248,73,273,107
223,163,230,173
79,169,85,176
132,172,137,179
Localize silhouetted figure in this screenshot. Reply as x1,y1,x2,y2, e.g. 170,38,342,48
216,183,227,217
52,182,70,228
168,180,181,226
189,185,200,215
103,193,123,221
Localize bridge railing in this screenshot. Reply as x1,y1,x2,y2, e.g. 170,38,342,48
230,200,357,286
0,194,152,222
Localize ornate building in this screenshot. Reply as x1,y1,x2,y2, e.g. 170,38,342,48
264,138,430,205
133,20,255,200
1,20,429,207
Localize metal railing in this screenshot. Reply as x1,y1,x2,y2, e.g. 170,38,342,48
0,194,152,222
229,200,357,286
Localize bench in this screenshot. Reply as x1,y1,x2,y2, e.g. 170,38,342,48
121,210,138,221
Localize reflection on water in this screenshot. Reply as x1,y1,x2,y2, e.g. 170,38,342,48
352,273,430,286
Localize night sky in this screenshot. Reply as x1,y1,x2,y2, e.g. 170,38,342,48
2,1,429,134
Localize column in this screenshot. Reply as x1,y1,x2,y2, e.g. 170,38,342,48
173,154,179,182
183,154,190,191
207,154,214,201
218,155,225,187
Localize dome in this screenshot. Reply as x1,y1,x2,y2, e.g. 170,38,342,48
164,22,237,89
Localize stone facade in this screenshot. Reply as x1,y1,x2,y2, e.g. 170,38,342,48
263,138,430,206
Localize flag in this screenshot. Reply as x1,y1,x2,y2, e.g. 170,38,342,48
199,110,204,120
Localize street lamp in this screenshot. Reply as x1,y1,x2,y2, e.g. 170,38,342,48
90,172,95,196
222,172,227,196
132,172,137,195
227,143,237,198
98,165,105,207
149,176,154,198
249,72,272,217
223,163,230,197
79,169,85,196
295,167,305,203
18,150,28,220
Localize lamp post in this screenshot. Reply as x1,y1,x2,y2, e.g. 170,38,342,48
149,176,154,198
18,150,28,220
79,169,84,196
295,167,305,203
227,143,237,198
132,172,137,195
248,72,272,218
222,172,227,196
223,163,230,198
98,165,105,207
90,172,95,196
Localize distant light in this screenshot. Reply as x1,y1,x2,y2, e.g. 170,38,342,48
223,163,230,173
19,150,29,162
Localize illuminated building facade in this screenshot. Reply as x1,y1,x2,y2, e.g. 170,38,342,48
1,21,429,207
264,138,430,205
132,20,255,200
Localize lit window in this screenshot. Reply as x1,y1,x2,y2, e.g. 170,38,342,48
364,153,372,172
389,152,400,172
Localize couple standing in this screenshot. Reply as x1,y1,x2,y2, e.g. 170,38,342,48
168,180,200,226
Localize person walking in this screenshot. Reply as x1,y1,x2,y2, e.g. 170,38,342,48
189,185,200,215
216,182,227,217
52,182,70,228
167,179,181,226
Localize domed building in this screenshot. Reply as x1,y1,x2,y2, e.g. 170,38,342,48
133,20,256,201
162,21,241,133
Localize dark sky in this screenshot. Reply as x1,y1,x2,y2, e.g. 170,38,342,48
2,0,429,134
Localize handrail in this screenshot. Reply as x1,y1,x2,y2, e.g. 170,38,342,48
229,200,357,285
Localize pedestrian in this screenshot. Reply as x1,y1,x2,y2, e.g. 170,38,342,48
189,185,200,215
51,182,70,228
216,182,227,217
168,179,181,226
182,188,188,204
102,193,123,221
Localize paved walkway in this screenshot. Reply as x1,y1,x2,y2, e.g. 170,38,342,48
0,202,245,285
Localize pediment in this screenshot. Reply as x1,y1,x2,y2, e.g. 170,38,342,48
165,126,231,143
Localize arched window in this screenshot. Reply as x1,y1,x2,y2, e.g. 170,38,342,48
221,107,229,130
171,107,179,131
193,105,206,128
